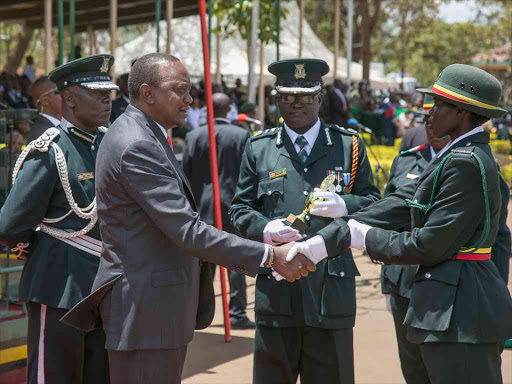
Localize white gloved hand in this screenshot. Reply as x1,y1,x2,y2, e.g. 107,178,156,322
263,219,303,245
309,191,348,218
347,219,372,250
272,235,328,281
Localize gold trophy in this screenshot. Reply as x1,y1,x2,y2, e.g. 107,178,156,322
284,174,336,234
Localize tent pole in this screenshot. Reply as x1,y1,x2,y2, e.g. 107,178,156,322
69,0,75,61
334,0,340,81
248,0,259,103
298,0,304,58
110,0,117,82
346,0,353,94
57,0,64,66
44,0,52,73
275,0,280,61
258,41,265,129
274,0,281,126
166,0,173,54
198,0,231,343
208,0,212,67
155,0,161,52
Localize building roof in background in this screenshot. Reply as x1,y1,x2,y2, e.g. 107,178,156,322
472,44,511,71
0,0,198,32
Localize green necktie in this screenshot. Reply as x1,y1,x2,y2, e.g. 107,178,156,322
295,136,308,164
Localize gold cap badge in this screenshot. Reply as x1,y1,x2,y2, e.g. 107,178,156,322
100,58,110,73
294,64,306,79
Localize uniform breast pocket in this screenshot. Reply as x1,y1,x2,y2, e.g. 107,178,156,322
257,177,285,218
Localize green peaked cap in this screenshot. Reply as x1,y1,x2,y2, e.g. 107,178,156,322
49,54,119,91
417,64,507,119
268,58,329,95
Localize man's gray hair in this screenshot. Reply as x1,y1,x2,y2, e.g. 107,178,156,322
128,53,180,104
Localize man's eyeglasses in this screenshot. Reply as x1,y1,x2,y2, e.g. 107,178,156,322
279,93,319,104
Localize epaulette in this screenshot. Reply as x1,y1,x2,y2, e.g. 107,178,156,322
98,126,108,134
328,124,358,136
33,127,60,153
451,145,476,156
250,127,279,141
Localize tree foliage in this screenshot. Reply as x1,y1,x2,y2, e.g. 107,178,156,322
212,0,290,45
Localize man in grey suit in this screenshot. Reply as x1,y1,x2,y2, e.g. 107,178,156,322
62,53,314,384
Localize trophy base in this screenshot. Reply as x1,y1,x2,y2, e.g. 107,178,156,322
284,214,307,234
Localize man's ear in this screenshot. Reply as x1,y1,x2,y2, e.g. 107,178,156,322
140,84,154,105
61,89,75,109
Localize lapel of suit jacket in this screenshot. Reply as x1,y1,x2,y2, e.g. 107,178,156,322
125,105,197,209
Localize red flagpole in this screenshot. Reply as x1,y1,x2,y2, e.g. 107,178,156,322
197,0,231,343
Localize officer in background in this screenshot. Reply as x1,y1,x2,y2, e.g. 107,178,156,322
0,55,118,384
110,73,129,123
183,92,255,329
230,59,381,384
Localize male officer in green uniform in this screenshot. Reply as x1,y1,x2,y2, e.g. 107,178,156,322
229,59,380,384
288,64,512,384
0,55,118,384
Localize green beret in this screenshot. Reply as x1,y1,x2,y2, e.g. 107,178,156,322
417,64,507,119
49,54,119,91
268,58,329,95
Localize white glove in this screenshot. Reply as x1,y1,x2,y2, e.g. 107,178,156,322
309,191,348,218
347,219,372,250
263,219,303,245
272,235,328,281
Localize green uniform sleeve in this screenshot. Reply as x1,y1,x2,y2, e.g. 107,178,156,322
492,172,510,284
0,150,58,247
342,137,381,214
229,140,270,242
365,155,488,266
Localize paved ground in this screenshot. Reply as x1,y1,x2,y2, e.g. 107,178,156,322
182,251,512,384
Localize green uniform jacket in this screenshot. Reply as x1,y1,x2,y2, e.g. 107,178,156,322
229,122,381,328
0,124,104,310
319,132,512,343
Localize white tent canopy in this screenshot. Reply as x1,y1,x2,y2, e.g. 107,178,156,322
115,1,386,85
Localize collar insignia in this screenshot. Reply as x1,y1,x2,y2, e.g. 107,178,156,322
100,58,110,73
294,64,306,79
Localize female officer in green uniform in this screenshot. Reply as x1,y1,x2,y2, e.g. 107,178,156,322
287,64,512,384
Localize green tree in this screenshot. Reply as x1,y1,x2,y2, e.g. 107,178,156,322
212,0,290,65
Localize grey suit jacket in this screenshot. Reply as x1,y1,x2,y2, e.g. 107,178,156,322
26,114,54,143
61,105,264,351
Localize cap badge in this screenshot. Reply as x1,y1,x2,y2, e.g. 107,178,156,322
294,64,306,79
100,58,110,73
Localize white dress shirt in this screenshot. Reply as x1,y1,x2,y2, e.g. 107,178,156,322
435,126,484,159
40,113,61,127
283,118,321,155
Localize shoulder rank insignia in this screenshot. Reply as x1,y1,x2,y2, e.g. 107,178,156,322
98,126,108,134
251,127,279,141
324,127,333,146
33,127,60,152
329,124,358,136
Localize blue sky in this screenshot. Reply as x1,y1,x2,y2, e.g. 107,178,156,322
438,0,501,23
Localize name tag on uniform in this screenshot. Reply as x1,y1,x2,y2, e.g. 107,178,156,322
269,168,287,180
406,173,419,180
335,166,343,171
77,172,94,181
